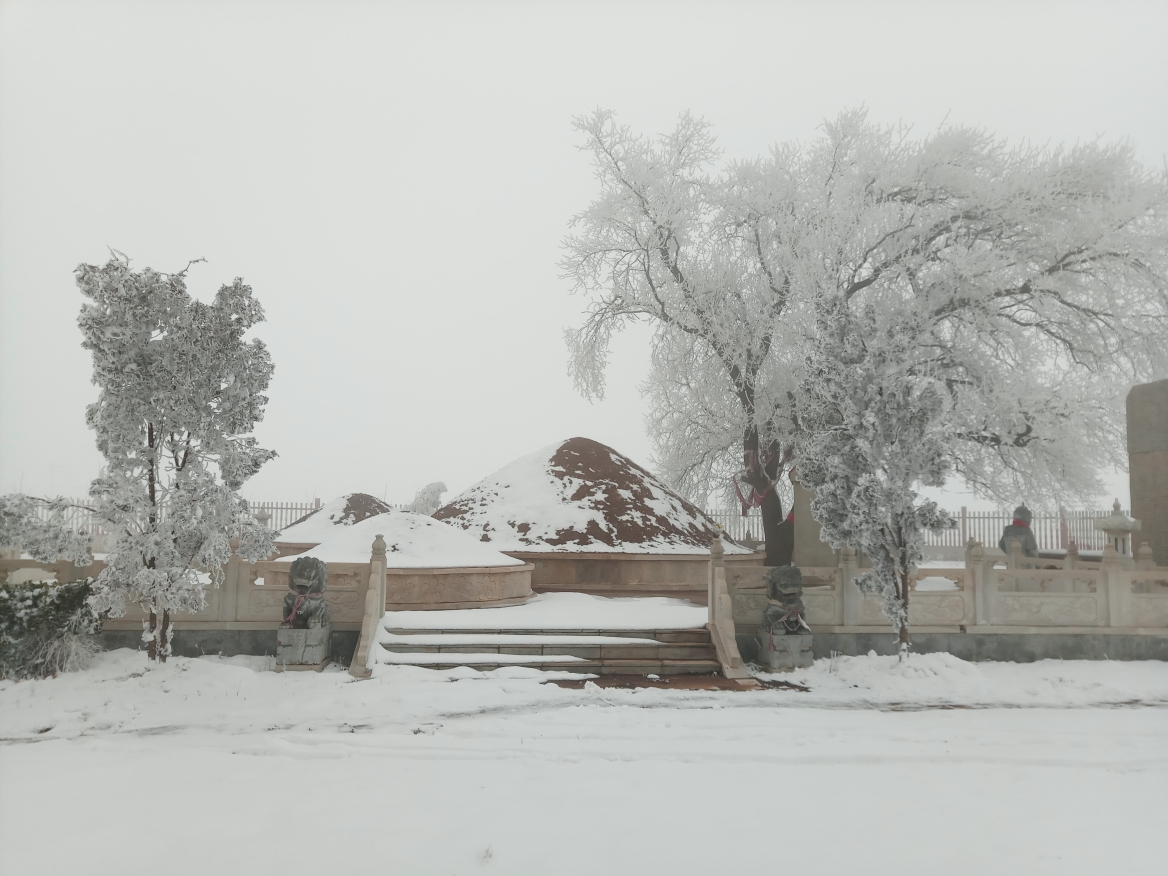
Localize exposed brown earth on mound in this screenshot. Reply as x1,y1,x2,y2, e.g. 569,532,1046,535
543,438,715,547
435,437,736,550
286,493,391,529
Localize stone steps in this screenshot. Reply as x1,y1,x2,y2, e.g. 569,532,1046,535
385,628,712,644
377,655,723,675
380,641,716,661
377,626,720,675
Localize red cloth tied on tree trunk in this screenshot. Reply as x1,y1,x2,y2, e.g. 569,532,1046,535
734,477,773,516
1012,519,1030,528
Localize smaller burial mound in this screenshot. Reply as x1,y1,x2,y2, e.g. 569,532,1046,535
272,510,532,610
278,512,526,569
433,438,756,600
277,493,392,547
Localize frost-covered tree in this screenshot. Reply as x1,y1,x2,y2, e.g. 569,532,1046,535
75,254,278,661
796,301,954,656
793,112,1168,649
790,111,1168,506
563,110,806,562
406,481,447,517
565,109,1168,566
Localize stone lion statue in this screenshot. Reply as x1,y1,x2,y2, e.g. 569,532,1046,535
282,556,330,629
760,565,810,635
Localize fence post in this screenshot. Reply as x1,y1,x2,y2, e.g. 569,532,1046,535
960,506,968,546
1102,544,1128,627
970,541,994,625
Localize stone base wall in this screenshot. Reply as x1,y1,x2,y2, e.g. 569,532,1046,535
507,550,763,602
383,565,533,609
98,629,359,664
100,622,1168,665
737,630,1168,663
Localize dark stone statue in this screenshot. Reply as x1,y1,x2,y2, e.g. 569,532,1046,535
998,505,1039,559
760,565,810,635
282,556,330,629
276,556,332,669
757,565,813,671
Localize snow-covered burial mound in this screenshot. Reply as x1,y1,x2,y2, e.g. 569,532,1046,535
276,512,525,569
434,437,750,554
278,493,392,543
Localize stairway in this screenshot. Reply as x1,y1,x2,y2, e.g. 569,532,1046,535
375,625,721,675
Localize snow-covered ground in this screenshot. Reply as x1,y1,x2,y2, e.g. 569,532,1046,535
2,651,1167,875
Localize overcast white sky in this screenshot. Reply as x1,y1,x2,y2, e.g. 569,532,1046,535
2,0,1165,512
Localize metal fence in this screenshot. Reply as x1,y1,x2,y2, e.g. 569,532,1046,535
34,498,325,537
927,508,1115,552
705,511,767,543
36,498,1119,552
32,501,107,536
249,500,321,531
705,507,1118,552
248,500,409,530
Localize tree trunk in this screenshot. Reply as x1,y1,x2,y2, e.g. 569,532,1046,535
145,607,172,662
159,609,170,663
147,609,157,661
760,490,785,566
897,571,910,661
742,428,785,566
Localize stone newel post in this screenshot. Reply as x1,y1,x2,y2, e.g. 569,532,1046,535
1102,543,1130,627
968,541,994,625
707,527,724,623
349,534,388,680
371,533,387,618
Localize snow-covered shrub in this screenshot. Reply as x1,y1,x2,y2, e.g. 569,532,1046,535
406,482,447,517
0,579,103,679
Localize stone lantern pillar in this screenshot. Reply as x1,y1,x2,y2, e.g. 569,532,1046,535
1093,499,1141,561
